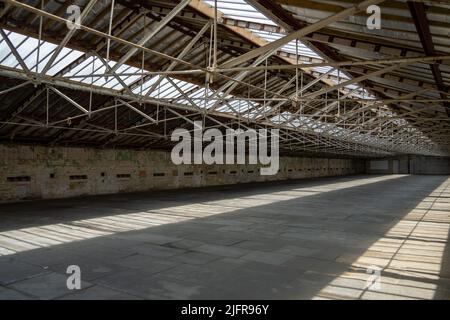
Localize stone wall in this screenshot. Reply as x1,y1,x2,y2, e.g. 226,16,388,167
410,156,450,175
366,155,450,175
0,144,365,202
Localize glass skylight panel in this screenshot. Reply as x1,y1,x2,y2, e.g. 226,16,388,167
143,77,196,100
0,32,13,63
215,98,245,113
80,60,108,85
1,53,19,69
246,104,269,119
23,42,57,72
15,37,39,67
203,0,277,25
227,99,252,113
47,48,84,76
188,87,218,109
216,105,231,112
0,14,419,151
132,76,159,95
289,119,302,128
317,66,350,80
0,31,82,75
0,42,9,62
253,105,272,119
255,30,321,59
164,83,184,99
202,1,380,111
75,59,121,90
271,112,291,124
82,57,107,81
175,79,197,93
103,78,120,89
0,31,28,67
202,0,323,61
187,87,205,99
65,55,94,77
158,79,178,98
189,87,223,109
117,65,142,88
7,31,27,45
0,32,28,68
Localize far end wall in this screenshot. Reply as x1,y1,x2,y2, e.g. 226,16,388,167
366,155,450,175
0,144,365,202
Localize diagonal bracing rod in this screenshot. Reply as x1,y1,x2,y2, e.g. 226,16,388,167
109,0,191,74
220,0,386,69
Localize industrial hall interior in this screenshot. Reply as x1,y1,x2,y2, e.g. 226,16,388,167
0,0,449,301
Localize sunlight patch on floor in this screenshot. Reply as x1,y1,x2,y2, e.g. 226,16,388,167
313,178,450,300
0,175,404,257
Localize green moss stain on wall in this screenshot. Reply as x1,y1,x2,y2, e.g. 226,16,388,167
46,148,65,167
47,148,63,161
117,150,133,161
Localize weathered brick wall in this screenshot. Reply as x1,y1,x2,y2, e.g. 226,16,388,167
0,144,365,202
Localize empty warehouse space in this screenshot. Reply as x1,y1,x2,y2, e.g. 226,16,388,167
1,175,450,300
0,0,449,306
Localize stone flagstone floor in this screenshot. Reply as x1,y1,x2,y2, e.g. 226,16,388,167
0,174,449,299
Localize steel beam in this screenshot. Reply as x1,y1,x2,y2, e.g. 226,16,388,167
40,0,97,75
109,0,191,74
220,0,385,69
408,0,450,117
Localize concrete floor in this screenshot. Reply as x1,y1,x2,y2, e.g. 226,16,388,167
0,174,449,300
